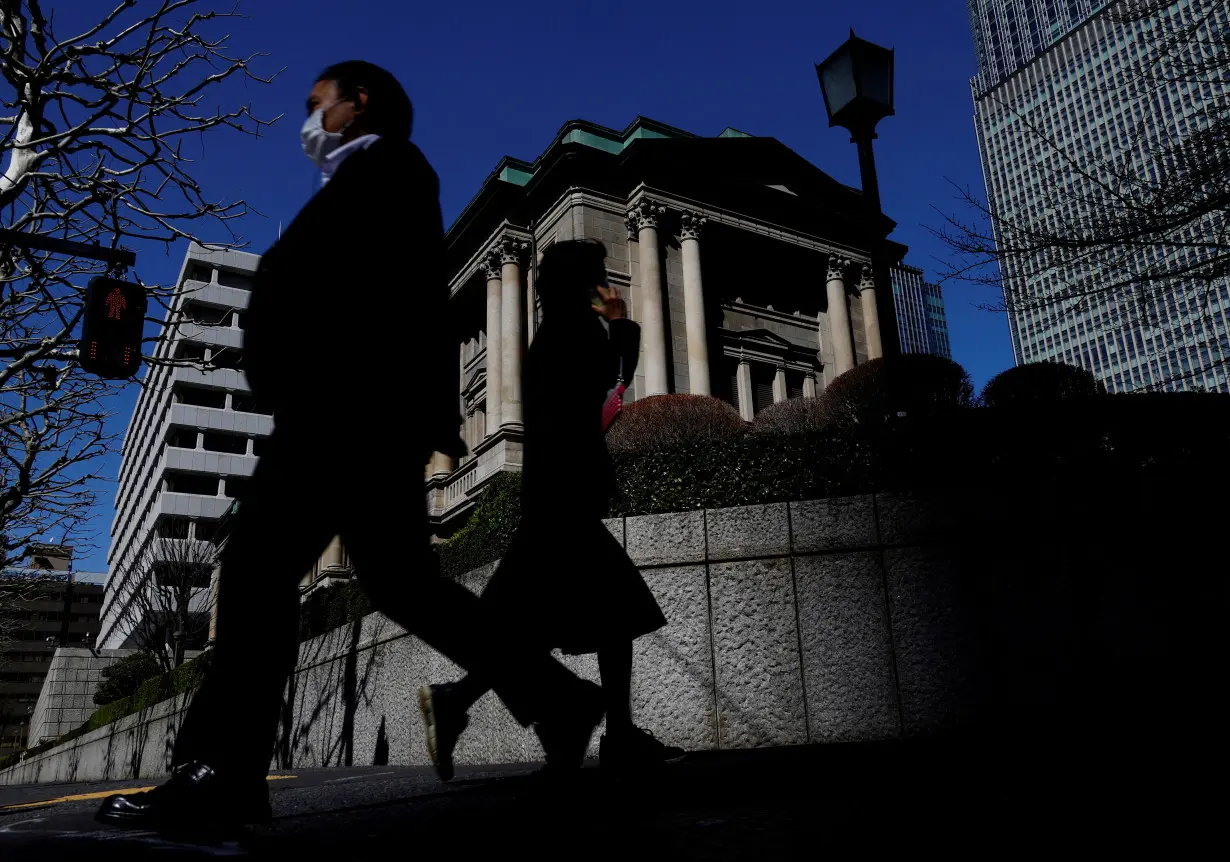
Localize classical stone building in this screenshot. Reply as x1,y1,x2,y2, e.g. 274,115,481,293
428,116,907,532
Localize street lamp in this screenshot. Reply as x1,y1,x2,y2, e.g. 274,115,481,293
815,29,895,215
816,29,902,360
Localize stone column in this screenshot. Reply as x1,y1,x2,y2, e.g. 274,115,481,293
498,237,527,430
773,366,788,403
679,211,711,396
858,263,883,360
826,256,856,376
736,358,754,422
322,535,346,571
627,200,669,396
430,451,453,479
482,252,503,432
803,373,818,399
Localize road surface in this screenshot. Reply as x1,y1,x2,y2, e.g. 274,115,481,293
0,741,1206,859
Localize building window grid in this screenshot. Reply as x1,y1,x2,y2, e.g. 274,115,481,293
973,0,1228,393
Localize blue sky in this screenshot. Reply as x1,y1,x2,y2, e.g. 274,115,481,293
67,0,1014,570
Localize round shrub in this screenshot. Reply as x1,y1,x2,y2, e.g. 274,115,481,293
94,651,162,706
818,355,975,429
981,361,1106,408
751,396,826,435
605,394,747,454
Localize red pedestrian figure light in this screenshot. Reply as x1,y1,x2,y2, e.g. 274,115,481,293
79,276,146,378
105,286,127,320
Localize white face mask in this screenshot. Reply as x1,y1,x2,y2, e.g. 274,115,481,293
300,100,351,168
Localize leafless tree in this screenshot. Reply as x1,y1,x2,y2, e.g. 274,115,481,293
936,0,1229,391
110,528,216,671
0,1,278,568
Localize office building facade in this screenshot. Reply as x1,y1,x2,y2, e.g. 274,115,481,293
969,0,1230,392
0,545,105,755
891,265,952,359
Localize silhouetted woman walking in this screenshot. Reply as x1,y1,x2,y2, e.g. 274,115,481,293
419,239,684,779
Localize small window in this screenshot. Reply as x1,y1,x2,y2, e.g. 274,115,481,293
157,517,192,539
194,519,219,543
202,432,247,455
163,472,219,496
216,270,253,290
175,385,226,409
182,301,231,327
166,428,197,449
209,349,243,370
231,393,271,415
225,477,251,501
174,341,207,362
752,364,775,415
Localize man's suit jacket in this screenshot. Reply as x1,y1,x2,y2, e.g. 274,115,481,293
244,138,460,460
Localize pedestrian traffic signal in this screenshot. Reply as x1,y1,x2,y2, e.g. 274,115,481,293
79,276,147,378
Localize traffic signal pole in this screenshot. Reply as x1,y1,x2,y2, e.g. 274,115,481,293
0,227,145,377
0,228,135,272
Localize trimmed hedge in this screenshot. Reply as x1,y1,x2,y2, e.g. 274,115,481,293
981,360,1106,407
297,579,372,642
751,396,826,435
606,394,747,453
434,470,523,579
818,354,975,429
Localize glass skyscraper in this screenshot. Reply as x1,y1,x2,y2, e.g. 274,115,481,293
892,265,953,359
969,0,1230,392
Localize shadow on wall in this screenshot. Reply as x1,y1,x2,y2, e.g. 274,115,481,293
277,614,393,771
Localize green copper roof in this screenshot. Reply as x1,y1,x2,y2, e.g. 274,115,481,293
497,163,534,186
452,117,748,231
494,116,707,188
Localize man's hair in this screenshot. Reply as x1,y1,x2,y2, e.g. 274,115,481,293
316,60,413,140
536,240,609,305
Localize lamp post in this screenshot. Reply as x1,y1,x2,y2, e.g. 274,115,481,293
816,30,902,358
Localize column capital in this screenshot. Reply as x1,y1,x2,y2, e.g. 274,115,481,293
481,249,502,281
679,210,707,241
496,236,529,266
857,263,876,291
826,255,853,283
626,199,666,235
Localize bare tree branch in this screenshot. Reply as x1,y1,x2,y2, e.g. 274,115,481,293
107,526,216,671
935,0,1229,392
0,1,277,567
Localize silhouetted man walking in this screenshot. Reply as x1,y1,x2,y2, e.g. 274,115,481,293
96,61,602,831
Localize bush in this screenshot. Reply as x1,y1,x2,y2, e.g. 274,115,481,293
751,396,826,435
94,651,162,706
605,394,747,453
434,471,523,579
0,651,216,771
980,361,1106,408
298,580,372,642
818,355,975,429
611,430,875,515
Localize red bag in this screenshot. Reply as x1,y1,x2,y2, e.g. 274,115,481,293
602,357,627,433
602,382,627,432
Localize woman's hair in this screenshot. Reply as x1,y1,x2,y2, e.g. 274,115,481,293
536,239,608,306
316,60,413,140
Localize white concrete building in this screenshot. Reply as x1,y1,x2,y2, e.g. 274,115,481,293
98,244,271,649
